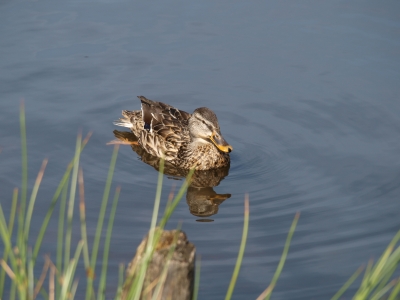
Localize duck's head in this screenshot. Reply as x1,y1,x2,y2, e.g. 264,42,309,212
188,107,233,153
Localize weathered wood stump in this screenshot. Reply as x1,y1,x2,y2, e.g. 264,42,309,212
122,229,196,300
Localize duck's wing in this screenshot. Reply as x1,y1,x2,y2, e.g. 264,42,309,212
138,96,192,160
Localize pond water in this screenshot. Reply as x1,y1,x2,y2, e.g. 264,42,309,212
1,0,400,299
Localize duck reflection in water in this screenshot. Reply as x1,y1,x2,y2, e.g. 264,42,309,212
110,130,231,221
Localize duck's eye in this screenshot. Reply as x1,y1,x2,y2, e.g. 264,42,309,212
200,119,212,131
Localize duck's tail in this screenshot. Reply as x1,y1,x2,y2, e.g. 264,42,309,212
113,110,136,128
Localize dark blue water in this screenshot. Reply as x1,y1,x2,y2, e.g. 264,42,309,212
1,0,400,299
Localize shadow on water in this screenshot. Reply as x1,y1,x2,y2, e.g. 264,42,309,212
111,130,231,221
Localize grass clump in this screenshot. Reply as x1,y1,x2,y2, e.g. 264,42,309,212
0,102,123,299
0,103,196,300
332,229,400,300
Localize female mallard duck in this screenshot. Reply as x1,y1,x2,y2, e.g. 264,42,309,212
114,96,233,170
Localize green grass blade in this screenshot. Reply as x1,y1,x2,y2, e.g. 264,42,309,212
8,188,19,235
259,212,300,300
13,246,27,300
360,258,374,289
19,100,28,223
151,225,181,300
24,159,48,243
0,188,18,298
367,248,393,287
371,250,400,298
368,230,400,283
69,241,84,293
355,230,400,299
148,158,164,248
70,279,79,299
162,184,176,216
18,100,28,261
131,160,165,300
225,195,250,300
60,241,83,300
85,144,119,300
24,162,46,298
115,263,125,300
128,245,155,300
65,133,82,271
388,279,400,300
32,166,71,265
32,132,91,266
0,205,17,270
192,255,201,300
10,281,16,300
28,249,34,299
382,245,400,271
158,168,194,230
97,187,121,300
78,167,90,272
17,101,28,282
331,265,364,300
370,279,398,300
33,257,50,299
56,179,69,299
126,274,139,300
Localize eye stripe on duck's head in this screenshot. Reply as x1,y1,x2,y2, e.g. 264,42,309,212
192,107,220,131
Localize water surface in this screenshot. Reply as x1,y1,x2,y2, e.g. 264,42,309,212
1,0,400,299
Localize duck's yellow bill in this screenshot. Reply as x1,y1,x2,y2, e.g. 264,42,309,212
210,132,233,153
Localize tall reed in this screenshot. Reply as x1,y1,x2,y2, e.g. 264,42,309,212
0,104,121,299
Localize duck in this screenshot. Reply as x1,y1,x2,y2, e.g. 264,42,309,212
114,96,232,170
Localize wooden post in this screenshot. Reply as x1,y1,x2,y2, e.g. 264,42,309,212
122,229,196,300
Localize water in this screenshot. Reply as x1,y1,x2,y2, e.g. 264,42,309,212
1,0,400,299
